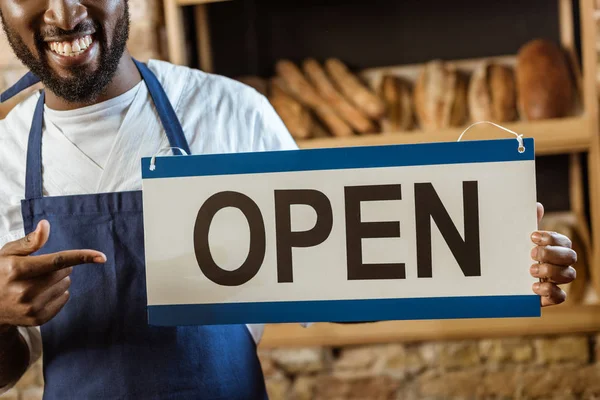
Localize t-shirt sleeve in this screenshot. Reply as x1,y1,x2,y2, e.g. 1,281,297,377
253,95,299,152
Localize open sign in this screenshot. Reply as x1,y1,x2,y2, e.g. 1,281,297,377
141,138,540,326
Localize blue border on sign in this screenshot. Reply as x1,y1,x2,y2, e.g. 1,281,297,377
141,138,535,180
146,295,541,326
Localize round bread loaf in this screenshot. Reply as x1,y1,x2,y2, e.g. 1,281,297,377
516,39,575,120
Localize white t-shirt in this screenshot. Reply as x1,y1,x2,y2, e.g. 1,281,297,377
43,81,142,170
0,59,300,393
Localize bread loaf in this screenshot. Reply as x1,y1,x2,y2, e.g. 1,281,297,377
468,62,517,122
276,60,353,137
303,58,376,134
413,60,468,130
516,39,575,120
377,75,414,131
324,58,386,120
268,77,313,140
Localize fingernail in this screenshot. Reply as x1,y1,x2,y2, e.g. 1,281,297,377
530,264,539,276
531,232,542,244
94,253,107,263
531,247,539,260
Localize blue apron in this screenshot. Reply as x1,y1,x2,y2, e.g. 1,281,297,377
1,60,268,400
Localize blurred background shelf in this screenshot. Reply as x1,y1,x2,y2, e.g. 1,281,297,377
160,0,600,345
259,304,600,348
296,116,592,155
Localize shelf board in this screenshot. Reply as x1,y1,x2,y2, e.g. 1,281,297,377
295,116,592,156
259,304,600,348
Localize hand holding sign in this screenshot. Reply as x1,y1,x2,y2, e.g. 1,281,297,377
0,220,106,328
531,203,577,306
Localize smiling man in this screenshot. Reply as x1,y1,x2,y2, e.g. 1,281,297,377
0,0,578,399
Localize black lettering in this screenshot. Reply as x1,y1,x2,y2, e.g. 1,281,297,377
194,191,265,286
344,185,404,280
415,181,481,278
274,190,333,282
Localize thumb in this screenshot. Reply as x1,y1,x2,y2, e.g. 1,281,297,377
536,202,544,225
0,220,50,256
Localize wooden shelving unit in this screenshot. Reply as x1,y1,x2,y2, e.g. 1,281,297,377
162,0,600,345
259,304,600,348
297,116,592,156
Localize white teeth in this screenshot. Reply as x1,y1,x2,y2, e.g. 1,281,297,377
49,35,93,56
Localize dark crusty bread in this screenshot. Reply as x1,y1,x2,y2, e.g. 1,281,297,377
516,39,575,120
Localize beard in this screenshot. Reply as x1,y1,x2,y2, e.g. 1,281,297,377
0,3,130,104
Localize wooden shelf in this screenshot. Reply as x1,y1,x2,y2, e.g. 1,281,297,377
259,304,600,348
295,116,592,156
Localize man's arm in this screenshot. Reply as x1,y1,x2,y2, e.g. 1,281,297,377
0,326,29,389
0,221,106,390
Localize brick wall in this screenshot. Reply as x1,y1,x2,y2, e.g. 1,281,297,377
259,334,600,400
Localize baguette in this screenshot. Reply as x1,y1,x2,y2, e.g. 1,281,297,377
303,58,376,134
324,58,386,120
378,75,414,132
516,39,575,120
275,59,353,137
268,77,313,140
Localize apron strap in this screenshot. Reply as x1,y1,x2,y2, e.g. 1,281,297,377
25,92,46,200
133,59,191,156
0,72,41,103
23,59,191,200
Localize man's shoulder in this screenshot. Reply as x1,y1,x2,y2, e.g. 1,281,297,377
146,59,296,152
0,90,39,146
146,59,268,109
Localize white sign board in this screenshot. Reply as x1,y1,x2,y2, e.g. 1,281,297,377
141,138,540,326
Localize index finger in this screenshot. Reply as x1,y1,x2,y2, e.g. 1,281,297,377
15,250,107,279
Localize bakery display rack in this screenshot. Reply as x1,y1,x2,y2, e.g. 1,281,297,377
162,0,600,347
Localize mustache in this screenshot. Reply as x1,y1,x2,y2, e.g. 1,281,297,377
38,20,98,40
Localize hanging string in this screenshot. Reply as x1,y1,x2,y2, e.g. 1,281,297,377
457,121,525,153
149,147,189,171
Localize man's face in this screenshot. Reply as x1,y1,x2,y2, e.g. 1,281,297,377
0,0,130,103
